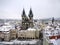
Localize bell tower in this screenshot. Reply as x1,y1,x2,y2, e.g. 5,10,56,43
22,9,26,21
21,9,27,30
28,8,34,27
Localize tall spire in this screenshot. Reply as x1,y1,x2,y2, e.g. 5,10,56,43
29,8,33,17
22,8,26,16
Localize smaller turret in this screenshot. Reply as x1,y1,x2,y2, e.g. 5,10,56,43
22,8,26,16
52,17,54,24
22,8,27,22
28,8,33,19
28,8,34,27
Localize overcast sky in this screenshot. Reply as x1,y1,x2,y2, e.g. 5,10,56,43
0,0,60,19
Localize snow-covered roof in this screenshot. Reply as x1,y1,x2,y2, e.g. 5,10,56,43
45,26,52,29
4,22,10,25
0,27,10,32
0,25,13,32
50,39,60,45
27,28,36,31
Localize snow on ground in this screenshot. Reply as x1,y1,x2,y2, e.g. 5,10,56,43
0,39,39,44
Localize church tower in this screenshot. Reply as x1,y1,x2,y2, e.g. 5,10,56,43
28,8,34,27
21,9,28,30
21,8,34,30
22,9,26,30
22,9,26,21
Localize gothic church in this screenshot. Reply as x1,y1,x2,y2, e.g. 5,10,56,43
21,8,34,30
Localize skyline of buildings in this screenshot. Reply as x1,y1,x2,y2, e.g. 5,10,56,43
0,0,60,19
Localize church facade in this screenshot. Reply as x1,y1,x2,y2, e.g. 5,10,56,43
21,8,34,30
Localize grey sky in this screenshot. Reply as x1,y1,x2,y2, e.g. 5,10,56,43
0,0,60,19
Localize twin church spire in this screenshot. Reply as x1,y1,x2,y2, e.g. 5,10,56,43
22,8,33,18
21,8,34,30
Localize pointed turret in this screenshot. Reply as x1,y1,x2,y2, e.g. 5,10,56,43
52,17,54,24
22,8,26,17
28,8,33,18
28,8,34,28
21,8,26,22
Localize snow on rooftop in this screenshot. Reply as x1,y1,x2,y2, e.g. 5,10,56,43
27,28,36,31
0,27,10,32
50,39,60,45
45,26,52,29
0,25,14,32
